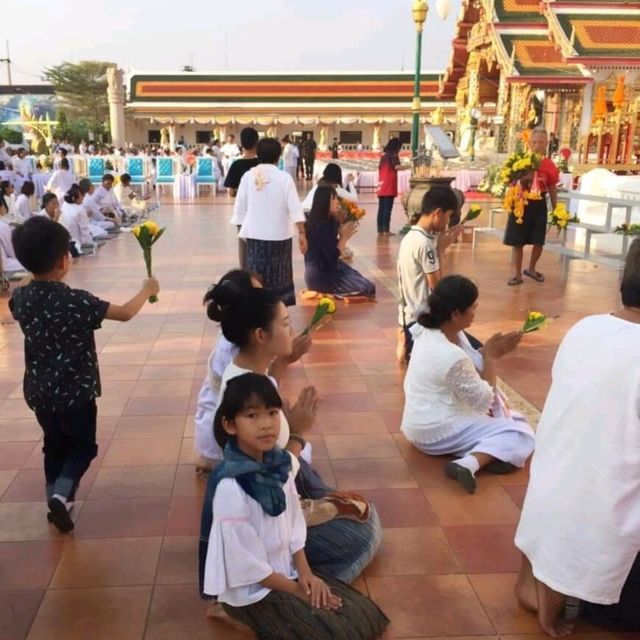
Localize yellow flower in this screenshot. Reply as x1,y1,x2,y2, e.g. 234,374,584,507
319,297,336,314
558,219,567,228
142,221,159,236
132,225,141,238
528,311,543,320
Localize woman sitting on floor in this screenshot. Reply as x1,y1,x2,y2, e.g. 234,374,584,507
514,238,640,637
194,269,311,474
202,372,389,640
199,279,382,595
401,275,535,494
304,186,375,299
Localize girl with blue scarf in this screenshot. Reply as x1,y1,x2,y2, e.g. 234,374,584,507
201,373,389,639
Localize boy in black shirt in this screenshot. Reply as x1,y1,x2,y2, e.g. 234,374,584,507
9,217,159,533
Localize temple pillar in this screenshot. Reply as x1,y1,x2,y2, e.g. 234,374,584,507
168,124,176,150
319,126,328,151
372,123,381,151
107,67,126,148
580,83,594,136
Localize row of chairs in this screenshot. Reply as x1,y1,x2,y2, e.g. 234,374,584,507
87,156,218,197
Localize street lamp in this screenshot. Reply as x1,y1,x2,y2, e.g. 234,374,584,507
411,0,428,157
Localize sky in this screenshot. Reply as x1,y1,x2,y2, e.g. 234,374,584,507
4,0,463,84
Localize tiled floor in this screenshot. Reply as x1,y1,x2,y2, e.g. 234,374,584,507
0,192,627,639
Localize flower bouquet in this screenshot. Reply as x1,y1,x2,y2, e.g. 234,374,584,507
132,220,165,303
302,296,337,335
615,223,640,236
338,198,366,223
500,150,542,224
460,205,482,225
548,202,579,233
556,147,572,173
522,310,548,333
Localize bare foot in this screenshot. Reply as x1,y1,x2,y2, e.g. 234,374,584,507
535,579,576,637
206,603,254,636
195,456,213,478
515,555,538,613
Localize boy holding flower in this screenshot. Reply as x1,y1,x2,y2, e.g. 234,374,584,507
9,217,159,533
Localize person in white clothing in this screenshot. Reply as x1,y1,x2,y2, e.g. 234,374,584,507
0,204,26,281
397,187,462,363
12,148,32,192
113,173,157,220
59,185,95,254
14,181,37,223
514,239,640,637
195,269,310,473
231,138,307,306
301,163,358,212
92,174,124,225
200,373,389,640
281,135,299,180
46,158,74,202
38,193,61,221
78,179,116,234
401,275,535,494
221,134,241,176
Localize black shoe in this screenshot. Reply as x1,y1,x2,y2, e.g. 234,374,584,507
47,497,74,533
444,461,477,494
484,461,518,475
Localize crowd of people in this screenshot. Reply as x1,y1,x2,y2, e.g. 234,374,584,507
2,125,639,639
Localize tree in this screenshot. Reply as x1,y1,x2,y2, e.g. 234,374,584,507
52,109,91,146
44,60,114,140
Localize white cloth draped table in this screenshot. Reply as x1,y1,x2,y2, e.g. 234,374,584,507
173,174,197,200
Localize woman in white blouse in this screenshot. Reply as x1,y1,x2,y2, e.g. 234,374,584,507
46,158,74,202
301,163,358,212
401,274,535,494
59,185,94,254
14,181,36,223
231,138,306,306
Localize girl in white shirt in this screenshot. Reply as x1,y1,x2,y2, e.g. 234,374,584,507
59,185,94,254
14,181,36,223
401,275,535,494
301,163,358,212
201,372,389,640
0,205,25,277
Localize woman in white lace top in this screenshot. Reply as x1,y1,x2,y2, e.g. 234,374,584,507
401,275,535,494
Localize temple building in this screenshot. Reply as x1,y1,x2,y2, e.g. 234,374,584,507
438,0,640,170
117,71,455,150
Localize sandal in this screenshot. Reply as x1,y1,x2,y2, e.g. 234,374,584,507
523,269,545,283
508,277,523,286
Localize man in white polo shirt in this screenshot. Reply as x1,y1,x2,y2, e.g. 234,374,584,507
397,187,461,363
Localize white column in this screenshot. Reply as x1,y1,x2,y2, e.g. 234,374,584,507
107,67,126,148
580,83,594,136
168,124,176,150
372,123,381,151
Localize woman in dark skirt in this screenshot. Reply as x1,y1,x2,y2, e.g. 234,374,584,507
231,138,308,306
503,129,559,286
304,186,376,299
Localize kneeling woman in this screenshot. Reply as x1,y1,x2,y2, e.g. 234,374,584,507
401,275,535,493
304,186,375,298
202,373,389,640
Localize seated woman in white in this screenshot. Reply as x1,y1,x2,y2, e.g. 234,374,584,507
301,163,357,212
77,179,112,239
14,181,37,223
38,193,60,221
0,205,25,274
514,239,640,637
59,185,95,254
401,274,535,494
46,158,74,202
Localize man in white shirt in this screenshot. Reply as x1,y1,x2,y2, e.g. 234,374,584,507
92,174,125,224
397,187,461,363
221,135,240,176
46,158,74,202
12,148,32,192
281,136,299,181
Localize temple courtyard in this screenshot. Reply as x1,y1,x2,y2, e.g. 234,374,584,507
0,192,630,640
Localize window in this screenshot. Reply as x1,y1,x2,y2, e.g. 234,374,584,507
339,131,362,145
390,131,411,145
196,130,211,144
148,130,161,144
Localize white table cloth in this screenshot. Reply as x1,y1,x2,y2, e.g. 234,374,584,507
450,169,486,192
173,174,197,200
558,173,573,191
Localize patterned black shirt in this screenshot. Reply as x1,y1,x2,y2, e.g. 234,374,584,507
9,281,110,411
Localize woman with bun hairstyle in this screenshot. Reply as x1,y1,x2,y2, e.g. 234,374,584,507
401,275,535,494
199,273,382,596
194,269,310,474
58,185,94,255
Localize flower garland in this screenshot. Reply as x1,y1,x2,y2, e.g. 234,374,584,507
500,150,542,225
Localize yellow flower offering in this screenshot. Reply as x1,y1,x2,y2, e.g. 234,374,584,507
131,220,166,303
522,310,549,333
461,205,482,224
548,204,579,234
303,296,337,334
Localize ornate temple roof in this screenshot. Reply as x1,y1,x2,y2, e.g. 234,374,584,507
492,0,545,24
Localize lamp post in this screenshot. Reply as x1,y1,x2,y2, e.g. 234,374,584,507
411,0,428,157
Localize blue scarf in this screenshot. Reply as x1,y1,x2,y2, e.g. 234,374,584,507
198,440,292,599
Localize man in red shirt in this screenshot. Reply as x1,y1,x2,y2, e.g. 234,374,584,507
503,129,559,285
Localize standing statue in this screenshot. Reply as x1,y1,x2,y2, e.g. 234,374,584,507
160,127,170,148
106,66,124,92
